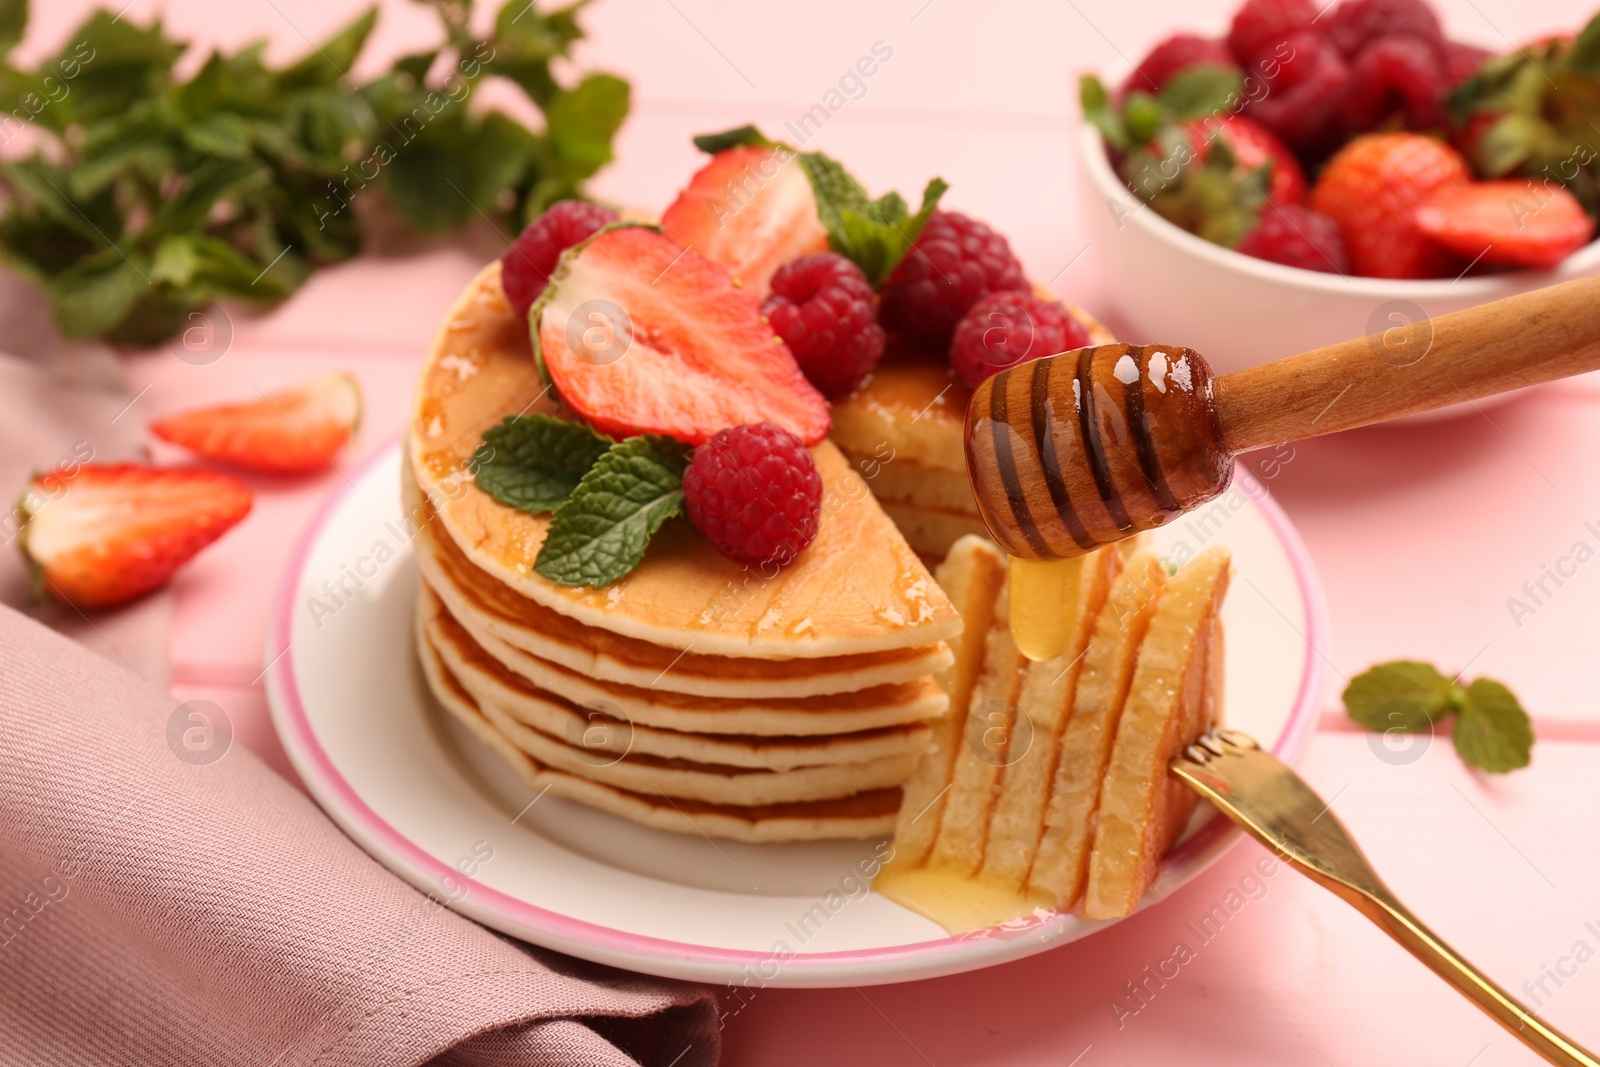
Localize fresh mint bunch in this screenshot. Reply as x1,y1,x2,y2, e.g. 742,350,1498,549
1343,660,1534,772
0,0,628,345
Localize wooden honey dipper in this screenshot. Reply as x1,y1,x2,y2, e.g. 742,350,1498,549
966,274,1600,561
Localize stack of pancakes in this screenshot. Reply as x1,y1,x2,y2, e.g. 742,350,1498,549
407,264,964,842
830,303,1114,559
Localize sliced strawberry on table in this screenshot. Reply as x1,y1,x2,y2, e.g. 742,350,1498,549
1415,180,1596,270
660,144,829,299
534,225,831,445
19,464,252,609
152,372,362,474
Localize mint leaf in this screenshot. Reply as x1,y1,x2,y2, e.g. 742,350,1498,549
796,151,947,288
473,414,615,515
1345,661,1537,773
542,73,630,185
1342,661,1457,732
1454,678,1534,772
535,436,691,587
692,125,773,153
0,0,25,58
280,6,377,91
1157,65,1246,119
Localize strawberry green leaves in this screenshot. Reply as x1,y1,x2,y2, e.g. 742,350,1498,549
1448,16,1600,218
1078,70,1245,151
1343,660,1534,773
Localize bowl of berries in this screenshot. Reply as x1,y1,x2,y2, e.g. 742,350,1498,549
1075,0,1600,377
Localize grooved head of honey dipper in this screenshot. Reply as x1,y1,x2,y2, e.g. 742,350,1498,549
963,344,1234,559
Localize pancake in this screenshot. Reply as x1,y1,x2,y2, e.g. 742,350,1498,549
877,501,991,561
409,262,960,660
425,569,947,735
424,585,935,768
409,476,956,699
416,614,901,841
419,620,914,809
830,305,1112,474
838,454,981,515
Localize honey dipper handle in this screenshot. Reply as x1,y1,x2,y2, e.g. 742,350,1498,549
1211,274,1600,454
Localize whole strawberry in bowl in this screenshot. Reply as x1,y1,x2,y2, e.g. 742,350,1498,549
1075,0,1600,401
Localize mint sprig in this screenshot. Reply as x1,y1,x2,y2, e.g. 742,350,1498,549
689,125,947,288
691,125,773,154
472,414,615,515
796,152,946,288
533,435,691,588
1343,661,1534,773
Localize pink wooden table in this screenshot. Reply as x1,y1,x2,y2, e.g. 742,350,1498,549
24,0,1600,1062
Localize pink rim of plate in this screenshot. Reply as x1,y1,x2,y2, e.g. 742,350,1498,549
266,437,1328,986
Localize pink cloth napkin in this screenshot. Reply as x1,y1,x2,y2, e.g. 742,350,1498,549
0,353,721,1065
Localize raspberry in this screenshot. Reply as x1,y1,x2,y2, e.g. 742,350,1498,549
1246,32,1350,154
500,200,619,318
1442,40,1492,86
683,422,823,568
1340,35,1449,132
1325,0,1443,58
879,212,1029,347
760,253,886,399
1236,205,1351,273
949,293,1090,391
1121,34,1238,99
1227,0,1318,67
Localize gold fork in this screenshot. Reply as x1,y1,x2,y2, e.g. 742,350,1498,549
1171,729,1598,1067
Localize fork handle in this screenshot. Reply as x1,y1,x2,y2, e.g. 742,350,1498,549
1331,883,1600,1067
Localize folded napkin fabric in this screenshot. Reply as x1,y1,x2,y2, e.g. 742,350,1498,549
0,605,720,1066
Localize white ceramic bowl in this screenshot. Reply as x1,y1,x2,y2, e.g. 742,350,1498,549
1073,123,1600,376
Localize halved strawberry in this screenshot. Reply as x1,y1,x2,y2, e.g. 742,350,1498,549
1415,180,1596,270
660,145,829,299
535,225,830,445
19,465,252,609
152,372,362,473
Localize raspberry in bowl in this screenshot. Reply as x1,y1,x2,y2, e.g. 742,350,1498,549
1076,0,1600,389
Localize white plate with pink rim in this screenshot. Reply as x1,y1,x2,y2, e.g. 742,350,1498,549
265,437,1328,988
